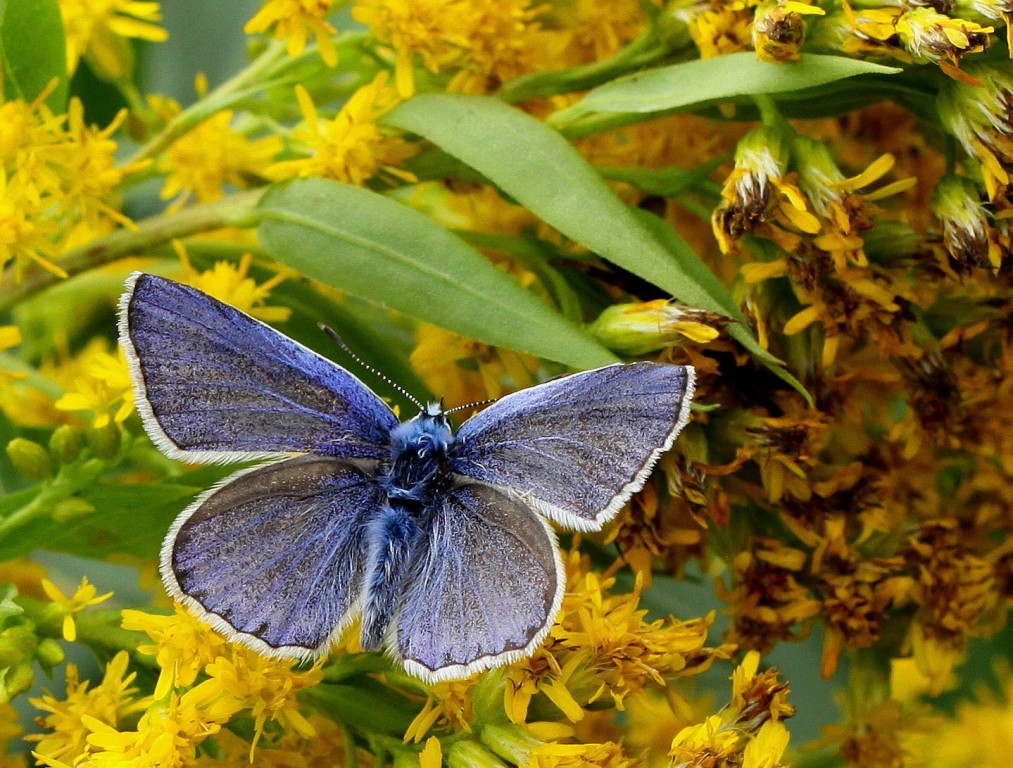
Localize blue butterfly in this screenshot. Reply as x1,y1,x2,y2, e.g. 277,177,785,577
119,272,695,682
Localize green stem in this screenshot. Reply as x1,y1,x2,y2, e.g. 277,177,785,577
497,29,670,103
0,190,265,313
127,41,289,166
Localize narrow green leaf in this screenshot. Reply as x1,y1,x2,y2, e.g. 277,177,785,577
0,0,67,111
256,179,618,370
549,53,901,131
383,94,809,400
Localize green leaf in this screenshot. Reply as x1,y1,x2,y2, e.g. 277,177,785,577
256,179,618,371
0,0,67,111
383,94,809,401
548,53,902,135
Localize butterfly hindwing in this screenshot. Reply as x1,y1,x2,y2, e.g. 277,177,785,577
394,482,564,682
164,455,382,658
449,362,695,531
120,272,398,463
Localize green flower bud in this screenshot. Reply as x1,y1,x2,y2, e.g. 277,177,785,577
447,740,507,768
481,723,539,765
35,638,65,668
0,661,35,703
51,497,96,522
0,625,36,667
589,301,725,356
88,422,121,459
5,438,53,480
49,425,83,464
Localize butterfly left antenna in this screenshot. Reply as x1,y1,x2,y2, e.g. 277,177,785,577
318,324,423,410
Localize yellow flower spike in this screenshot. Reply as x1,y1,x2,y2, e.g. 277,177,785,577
54,345,135,428
40,577,113,643
245,0,339,67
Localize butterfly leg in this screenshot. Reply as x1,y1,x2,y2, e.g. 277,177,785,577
360,502,422,651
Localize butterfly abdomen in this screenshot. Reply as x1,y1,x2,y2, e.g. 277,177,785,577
360,503,422,650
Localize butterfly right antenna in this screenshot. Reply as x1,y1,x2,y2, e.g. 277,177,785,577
318,324,423,411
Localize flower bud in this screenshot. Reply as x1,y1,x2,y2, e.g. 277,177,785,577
35,638,65,668
49,425,83,464
447,740,508,768
5,438,53,480
589,300,726,355
88,422,121,459
51,497,96,523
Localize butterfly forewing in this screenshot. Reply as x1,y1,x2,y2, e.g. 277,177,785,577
121,272,398,463
395,482,564,682
165,455,381,658
449,363,695,531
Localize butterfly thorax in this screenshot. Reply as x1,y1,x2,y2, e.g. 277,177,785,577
379,403,454,504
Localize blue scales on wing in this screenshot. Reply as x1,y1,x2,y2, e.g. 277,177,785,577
448,363,695,531
395,482,563,681
164,455,382,657
121,272,398,462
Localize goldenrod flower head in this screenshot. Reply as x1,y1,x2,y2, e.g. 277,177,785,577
176,248,293,323
352,0,475,97
932,174,999,271
752,0,825,63
895,6,992,82
39,577,113,642
58,0,168,78
53,99,143,249
245,0,339,67
159,110,283,208
404,678,475,742
589,300,726,356
938,64,1013,206
527,740,638,768
713,125,819,254
28,651,147,764
120,606,228,699
554,0,650,64
54,344,134,428
188,648,322,756
687,1,755,58
267,75,417,187
0,165,65,280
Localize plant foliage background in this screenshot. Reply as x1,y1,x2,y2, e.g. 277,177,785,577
0,0,1011,766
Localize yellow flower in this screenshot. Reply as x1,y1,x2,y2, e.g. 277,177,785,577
742,720,790,768
187,648,321,756
58,0,168,78
176,248,293,323
54,344,134,428
245,0,339,67
713,126,820,255
159,110,282,207
0,165,64,280
752,1,825,63
39,577,113,642
688,3,755,59
352,0,471,96
120,606,228,699
28,651,146,764
404,678,475,742
932,175,998,272
53,99,144,249
268,76,417,186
